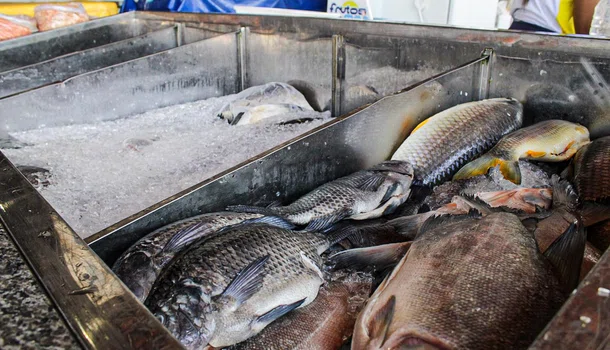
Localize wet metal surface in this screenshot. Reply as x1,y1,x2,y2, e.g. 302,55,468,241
530,248,610,349
0,154,183,349
0,15,164,73
0,26,178,98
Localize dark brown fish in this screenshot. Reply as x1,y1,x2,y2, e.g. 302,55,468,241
227,272,373,350
571,135,610,203
351,212,583,350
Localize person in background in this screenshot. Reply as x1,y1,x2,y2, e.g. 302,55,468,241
509,0,599,34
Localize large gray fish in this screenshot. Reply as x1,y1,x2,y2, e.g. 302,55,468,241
391,98,523,186
227,271,373,350
146,224,352,349
351,212,584,350
112,212,291,302
228,161,414,231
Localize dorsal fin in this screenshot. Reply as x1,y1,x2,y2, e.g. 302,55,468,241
417,209,482,237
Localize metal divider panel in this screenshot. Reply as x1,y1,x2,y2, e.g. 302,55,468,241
87,56,485,265
0,26,179,99
491,54,610,140
246,31,333,112
0,15,166,73
341,33,482,115
0,31,241,133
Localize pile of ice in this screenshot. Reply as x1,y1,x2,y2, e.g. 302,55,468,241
2,85,330,237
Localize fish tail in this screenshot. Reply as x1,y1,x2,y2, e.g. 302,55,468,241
453,154,522,184
388,212,436,240
325,225,363,246
550,174,579,211
329,242,411,272
543,220,586,293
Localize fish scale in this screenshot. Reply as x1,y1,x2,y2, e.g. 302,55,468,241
391,98,523,186
112,211,278,302
146,224,336,349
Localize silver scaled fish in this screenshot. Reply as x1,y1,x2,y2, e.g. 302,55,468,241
391,98,523,186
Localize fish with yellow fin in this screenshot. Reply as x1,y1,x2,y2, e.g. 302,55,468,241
453,120,590,184
391,98,523,186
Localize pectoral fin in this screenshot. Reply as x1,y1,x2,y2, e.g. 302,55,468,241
453,154,502,180
526,150,547,158
255,298,306,326
221,255,269,307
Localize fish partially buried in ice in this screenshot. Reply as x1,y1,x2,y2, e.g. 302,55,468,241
217,82,317,125
391,98,523,186
228,161,414,231
113,212,292,302
227,271,373,350
350,211,584,350
146,223,354,349
454,120,590,184
223,103,329,126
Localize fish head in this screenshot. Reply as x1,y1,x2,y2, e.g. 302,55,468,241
113,251,157,301
152,284,216,349
351,291,452,350
569,124,592,154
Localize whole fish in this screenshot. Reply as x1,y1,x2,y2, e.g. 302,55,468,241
570,135,610,203
351,212,584,350
112,212,291,302
146,224,351,349
218,82,314,125
222,104,329,126
227,271,373,350
454,120,590,184
228,161,414,231
391,98,523,186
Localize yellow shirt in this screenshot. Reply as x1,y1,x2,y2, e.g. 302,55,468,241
511,0,575,34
